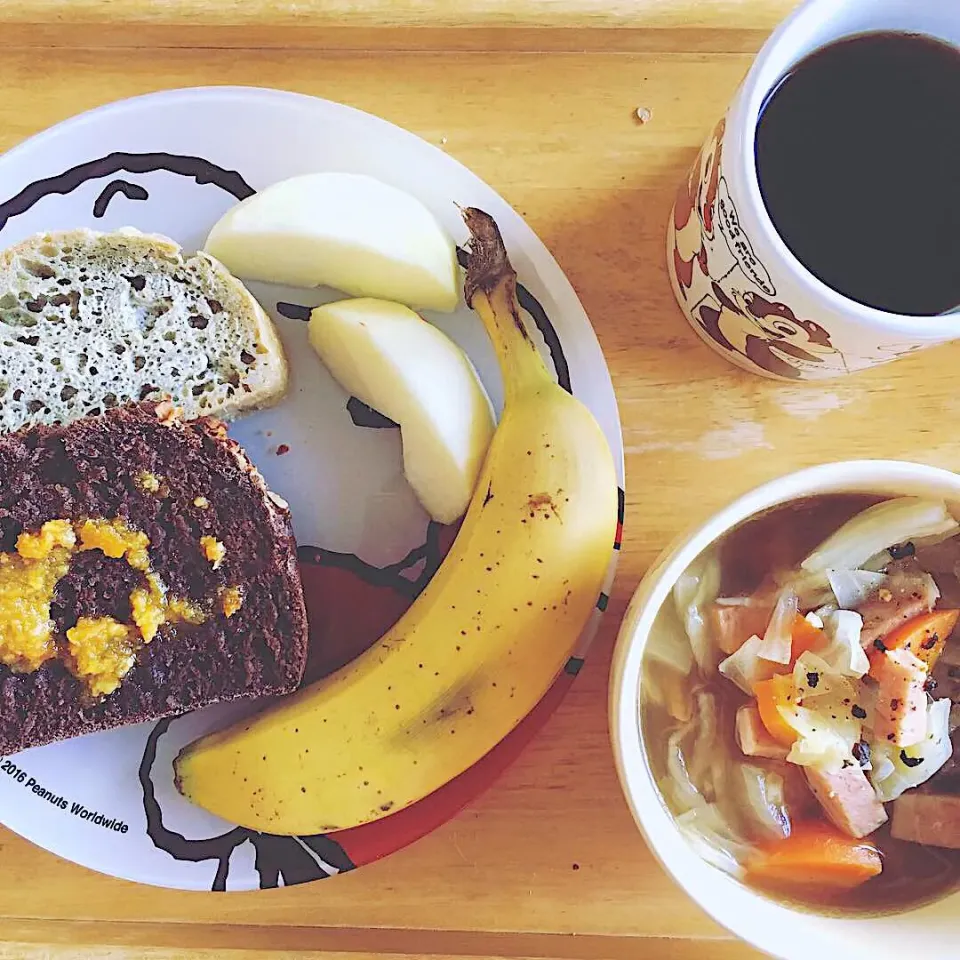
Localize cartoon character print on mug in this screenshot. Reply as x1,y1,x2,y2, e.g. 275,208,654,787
668,117,850,381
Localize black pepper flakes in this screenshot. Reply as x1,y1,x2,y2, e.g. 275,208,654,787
922,633,940,650
924,676,938,693
874,638,888,652
851,704,867,719
890,698,901,712
852,741,871,767
889,541,916,560
806,671,820,689
900,750,924,769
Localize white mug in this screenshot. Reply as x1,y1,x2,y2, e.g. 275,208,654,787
666,0,960,381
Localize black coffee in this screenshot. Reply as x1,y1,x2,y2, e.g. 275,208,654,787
755,31,960,316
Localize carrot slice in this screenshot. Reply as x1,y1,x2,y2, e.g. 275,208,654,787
867,608,960,680
790,613,825,664
753,674,797,746
746,821,882,891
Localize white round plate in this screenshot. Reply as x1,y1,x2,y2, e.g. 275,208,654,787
0,87,624,891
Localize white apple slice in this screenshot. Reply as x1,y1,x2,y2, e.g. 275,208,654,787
308,298,495,524
205,172,459,312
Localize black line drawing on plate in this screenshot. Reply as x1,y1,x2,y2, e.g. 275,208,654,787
139,719,356,891
0,147,581,888
93,179,149,218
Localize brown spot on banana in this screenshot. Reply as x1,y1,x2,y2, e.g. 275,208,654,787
394,679,481,742
527,491,563,522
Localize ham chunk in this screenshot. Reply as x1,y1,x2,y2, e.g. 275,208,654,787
736,703,789,760
805,764,888,838
891,792,960,849
858,572,939,648
874,647,928,747
710,601,773,654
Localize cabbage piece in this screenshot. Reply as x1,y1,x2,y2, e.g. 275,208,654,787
687,691,720,797
774,567,834,610
802,498,958,574
739,764,791,841
862,551,895,573
674,551,721,673
676,803,751,878
805,611,825,630
872,753,895,783
645,661,694,723
646,602,695,677
758,589,798,664
817,610,870,678
663,690,720,811
719,634,779,695
666,728,701,812
813,602,839,622
791,651,860,703
780,653,862,772
870,698,953,802
645,603,697,721
784,707,859,773
827,570,887,610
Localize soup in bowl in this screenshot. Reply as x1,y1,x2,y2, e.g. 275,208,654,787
611,461,960,960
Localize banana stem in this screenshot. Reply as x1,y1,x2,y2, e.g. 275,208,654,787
462,208,551,401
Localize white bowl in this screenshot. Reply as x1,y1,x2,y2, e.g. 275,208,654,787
610,460,960,960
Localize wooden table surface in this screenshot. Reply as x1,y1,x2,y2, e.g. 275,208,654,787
3,1,953,957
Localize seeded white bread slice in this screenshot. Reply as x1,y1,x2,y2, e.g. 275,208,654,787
0,227,288,434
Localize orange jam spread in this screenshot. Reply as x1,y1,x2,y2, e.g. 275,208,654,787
77,518,150,571
200,536,226,570
130,584,166,644
220,585,243,618
0,517,209,696
131,574,205,644
16,519,76,559
0,521,78,671
65,617,138,697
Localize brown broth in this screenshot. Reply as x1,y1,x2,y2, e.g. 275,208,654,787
642,494,960,915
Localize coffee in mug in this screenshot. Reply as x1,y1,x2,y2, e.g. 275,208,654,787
667,0,960,381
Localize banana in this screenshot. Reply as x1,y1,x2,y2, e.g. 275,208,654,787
174,208,618,834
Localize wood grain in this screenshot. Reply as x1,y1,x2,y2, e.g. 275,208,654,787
0,942,760,960
2,6,943,958
2,0,797,29
2,0,798,51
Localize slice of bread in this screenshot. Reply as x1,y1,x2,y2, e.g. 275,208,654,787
0,228,288,435
0,401,309,755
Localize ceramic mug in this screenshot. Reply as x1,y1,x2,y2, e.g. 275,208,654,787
666,0,960,382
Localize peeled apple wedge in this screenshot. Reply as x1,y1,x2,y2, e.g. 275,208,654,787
175,208,618,835
204,172,460,312
308,298,495,525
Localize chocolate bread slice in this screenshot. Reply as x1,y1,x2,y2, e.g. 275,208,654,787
0,401,308,754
